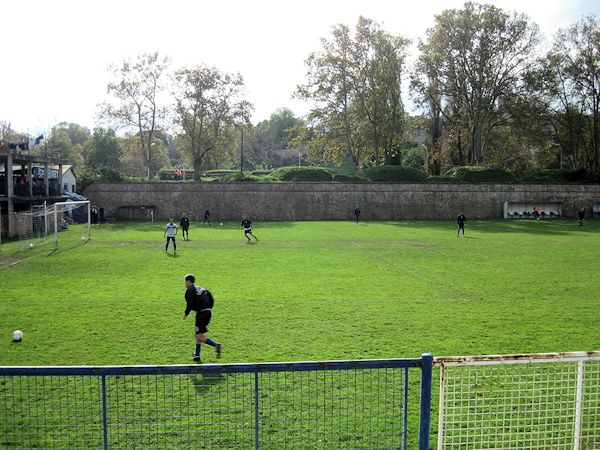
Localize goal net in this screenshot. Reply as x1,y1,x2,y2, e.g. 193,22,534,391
51,200,91,250
14,202,53,252
12,201,90,253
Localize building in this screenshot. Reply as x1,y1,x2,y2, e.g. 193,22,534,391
60,164,77,194
0,146,68,237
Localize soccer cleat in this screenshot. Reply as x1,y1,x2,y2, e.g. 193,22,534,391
191,355,201,362
215,343,222,358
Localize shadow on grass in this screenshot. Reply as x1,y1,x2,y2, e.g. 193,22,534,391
104,220,300,235
376,219,598,236
189,372,224,393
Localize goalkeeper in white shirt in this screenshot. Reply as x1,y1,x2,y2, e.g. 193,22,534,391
164,219,178,253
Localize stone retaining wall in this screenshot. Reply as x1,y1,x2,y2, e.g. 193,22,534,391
83,182,600,221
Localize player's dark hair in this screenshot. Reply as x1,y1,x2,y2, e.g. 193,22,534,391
185,274,195,283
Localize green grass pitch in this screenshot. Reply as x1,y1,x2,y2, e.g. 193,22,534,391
1,219,599,365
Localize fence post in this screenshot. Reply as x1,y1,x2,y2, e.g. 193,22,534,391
437,364,446,450
574,360,585,450
254,371,259,450
101,375,108,450
419,353,433,450
404,367,409,450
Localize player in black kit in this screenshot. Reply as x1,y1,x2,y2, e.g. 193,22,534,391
241,218,259,243
202,209,211,226
183,274,222,361
180,214,190,240
457,214,466,237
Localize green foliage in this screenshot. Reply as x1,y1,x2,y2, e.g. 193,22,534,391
101,52,170,178
56,122,91,146
220,172,278,182
401,147,428,170
248,108,304,168
86,128,122,174
296,17,409,167
332,174,369,183
519,168,592,183
36,127,84,170
427,175,459,183
172,65,252,180
361,165,428,182
444,166,515,182
413,2,540,166
98,167,122,182
250,170,273,176
270,166,334,181
204,169,239,176
76,174,97,194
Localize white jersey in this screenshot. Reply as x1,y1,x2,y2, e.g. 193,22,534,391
165,223,177,238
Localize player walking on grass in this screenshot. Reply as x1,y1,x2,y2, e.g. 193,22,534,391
241,218,258,243
183,274,222,361
354,208,361,223
457,213,466,237
202,209,211,226
578,206,586,226
164,219,177,253
180,213,190,240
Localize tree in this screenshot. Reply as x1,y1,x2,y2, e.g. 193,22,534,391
100,52,169,178
86,128,122,174
56,122,90,146
251,108,303,168
172,65,252,180
351,17,409,165
296,24,357,165
0,121,25,143
36,127,84,169
412,2,540,166
536,16,600,170
296,17,409,168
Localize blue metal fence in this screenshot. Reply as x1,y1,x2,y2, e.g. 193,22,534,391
0,354,433,449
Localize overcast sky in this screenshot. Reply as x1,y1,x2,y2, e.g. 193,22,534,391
1,0,597,136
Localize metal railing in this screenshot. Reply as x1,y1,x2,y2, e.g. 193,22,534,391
0,354,433,449
434,351,600,449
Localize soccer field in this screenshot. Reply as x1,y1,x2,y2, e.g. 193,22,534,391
1,219,599,366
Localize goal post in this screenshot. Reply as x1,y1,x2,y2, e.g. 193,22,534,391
435,351,600,449
52,200,91,250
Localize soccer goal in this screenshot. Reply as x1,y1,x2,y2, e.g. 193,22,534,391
435,351,600,449
12,200,90,252
51,200,91,250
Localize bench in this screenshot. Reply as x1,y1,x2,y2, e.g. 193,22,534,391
503,202,562,219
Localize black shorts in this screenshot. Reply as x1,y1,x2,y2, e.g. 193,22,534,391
244,228,253,234
166,236,176,242
195,310,212,334
458,224,464,228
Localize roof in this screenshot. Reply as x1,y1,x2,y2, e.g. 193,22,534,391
64,190,87,201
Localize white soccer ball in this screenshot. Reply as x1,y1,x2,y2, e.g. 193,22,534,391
220,223,224,226
81,236,86,241
28,243,34,249
12,330,23,341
